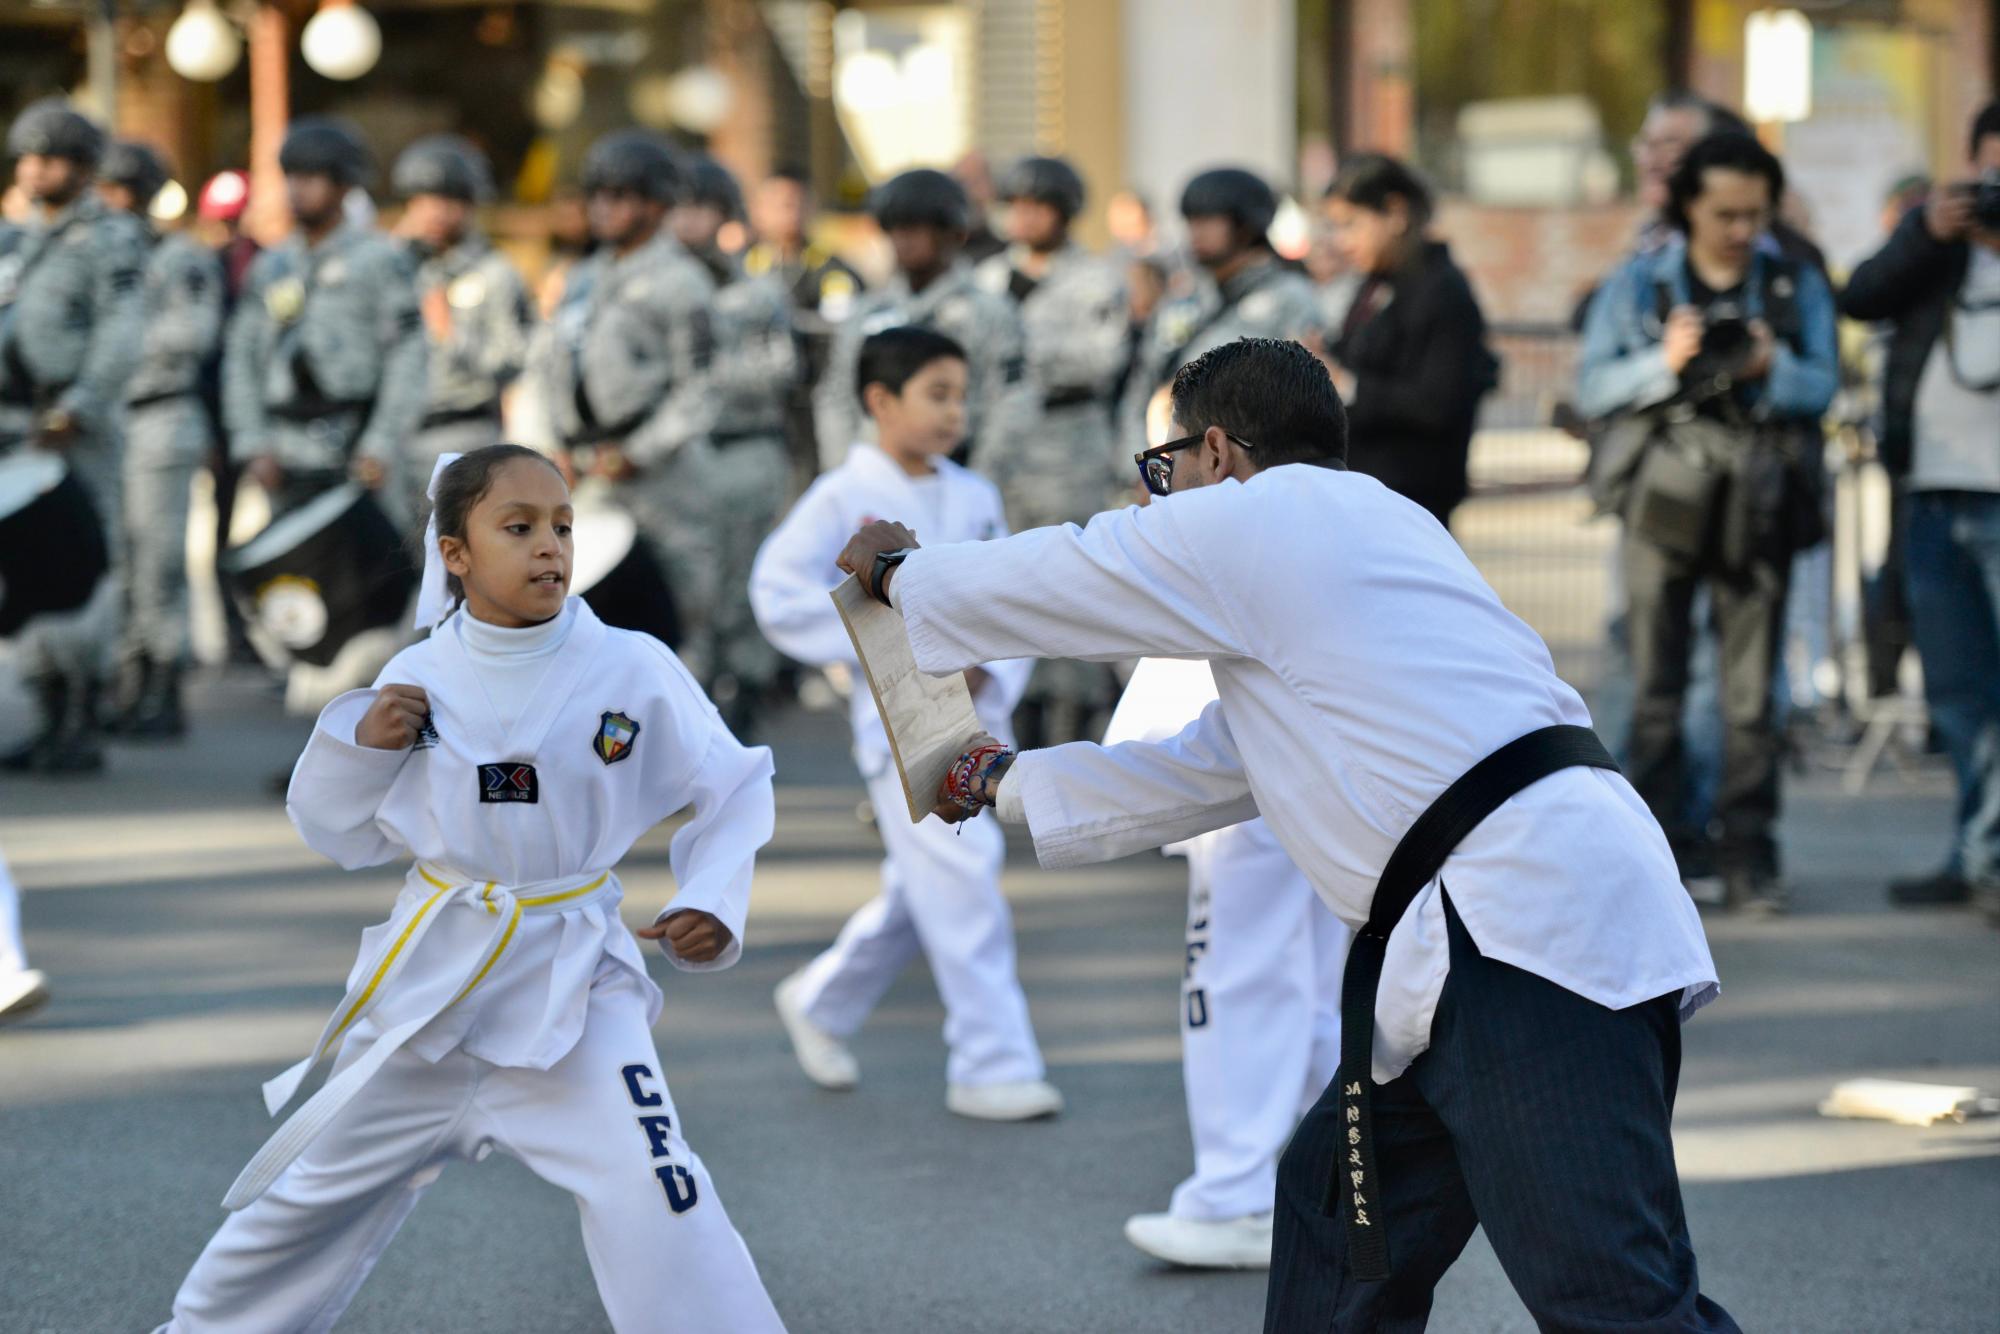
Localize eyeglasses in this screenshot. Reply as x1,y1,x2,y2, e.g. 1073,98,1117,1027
1133,432,1254,497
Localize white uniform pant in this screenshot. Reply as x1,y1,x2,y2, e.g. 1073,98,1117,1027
1169,818,1348,1222
792,768,1044,1086
0,844,26,977
160,970,785,1334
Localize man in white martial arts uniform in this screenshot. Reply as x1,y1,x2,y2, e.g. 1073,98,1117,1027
1104,656,1346,1269
837,338,1738,1331
752,326,1060,1121
0,845,49,1021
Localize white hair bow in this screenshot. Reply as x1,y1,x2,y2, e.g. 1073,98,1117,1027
411,452,465,630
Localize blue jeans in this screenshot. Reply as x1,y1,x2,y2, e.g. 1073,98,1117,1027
1903,490,2000,884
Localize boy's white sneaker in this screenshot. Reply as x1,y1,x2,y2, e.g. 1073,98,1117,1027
945,1079,1064,1121
1123,1211,1274,1269
773,971,858,1090
0,969,48,1024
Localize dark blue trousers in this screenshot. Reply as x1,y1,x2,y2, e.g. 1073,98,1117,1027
1265,895,1738,1333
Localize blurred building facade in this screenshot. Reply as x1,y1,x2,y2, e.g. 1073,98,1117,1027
1,0,1994,297
1320,0,1996,319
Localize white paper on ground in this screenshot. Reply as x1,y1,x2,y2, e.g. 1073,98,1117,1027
1817,1078,1997,1127
830,573,984,823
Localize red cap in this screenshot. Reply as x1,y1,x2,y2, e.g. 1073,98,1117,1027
198,169,250,221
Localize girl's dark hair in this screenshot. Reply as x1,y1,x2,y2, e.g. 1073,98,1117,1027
427,444,565,601
855,325,968,410
1664,131,1785,233
1325,152,1435,231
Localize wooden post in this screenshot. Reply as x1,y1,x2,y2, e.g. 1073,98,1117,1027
245,1,290,245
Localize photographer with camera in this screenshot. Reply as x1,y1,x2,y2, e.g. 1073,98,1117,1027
1841,101,2000,921
1579,131,1838,914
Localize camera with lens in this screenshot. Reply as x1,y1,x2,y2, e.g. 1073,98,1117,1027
1681,302,1756,390
1964,167,2000,231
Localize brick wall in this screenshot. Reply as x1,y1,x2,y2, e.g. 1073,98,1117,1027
1434,197,1647,327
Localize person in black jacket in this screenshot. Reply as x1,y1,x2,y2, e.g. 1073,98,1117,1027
1320,153,1496,528
1840,101,2000,919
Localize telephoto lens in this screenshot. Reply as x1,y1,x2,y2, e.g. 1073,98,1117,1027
1970,167,2000,231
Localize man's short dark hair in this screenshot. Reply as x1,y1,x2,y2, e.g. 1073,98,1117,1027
1325,152,1435,230
856,325,967,410
768,163,811,189
1168,338,1347,470
1664,131,1785,233
1973,101,2000,158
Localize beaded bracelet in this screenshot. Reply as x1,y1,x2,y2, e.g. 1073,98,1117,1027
945,743,1012,816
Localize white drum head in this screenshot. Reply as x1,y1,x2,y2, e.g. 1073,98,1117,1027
226,482,364,571
0,450,65,524
570,504,637,595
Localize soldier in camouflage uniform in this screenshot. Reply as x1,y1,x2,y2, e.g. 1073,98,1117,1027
98,140,225,739
670,155,796,731
974,155,1131,744
975,156,1130,526
536,131,719,678
390,134,533,523
745,166,864,488
0,99,146,774
225,119,427,521
814,169,1034,474
1121,167,1324,447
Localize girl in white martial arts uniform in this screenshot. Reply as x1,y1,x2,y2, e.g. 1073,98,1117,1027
750,326,1061,1122
157,445,788,1334
1104,657,1346,1270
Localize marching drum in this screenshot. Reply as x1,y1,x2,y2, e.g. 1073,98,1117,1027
224,484,417,668
570,502,681,649
0,449,108,637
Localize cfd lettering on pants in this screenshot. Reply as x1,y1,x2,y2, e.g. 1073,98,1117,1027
621,1062,700,1214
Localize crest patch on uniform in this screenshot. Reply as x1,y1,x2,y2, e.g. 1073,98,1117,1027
478,762,539,803
413,714,440,751
594,711,640,766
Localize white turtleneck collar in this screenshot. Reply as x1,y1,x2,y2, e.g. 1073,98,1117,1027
449,600,578,740
455,598,577,661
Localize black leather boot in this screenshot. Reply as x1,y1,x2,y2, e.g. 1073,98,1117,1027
106,651,153,734
126,660,186,739
39,678,106,775
1,675,66,771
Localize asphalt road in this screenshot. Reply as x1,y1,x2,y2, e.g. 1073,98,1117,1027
2,669,1996,1333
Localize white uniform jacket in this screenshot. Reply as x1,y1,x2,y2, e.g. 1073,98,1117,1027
287,598,774,1074
750,443,1032,779
890,463,1720,1082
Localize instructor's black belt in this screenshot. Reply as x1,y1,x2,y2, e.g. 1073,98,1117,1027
419,402,502,431
1330,723,1618,1282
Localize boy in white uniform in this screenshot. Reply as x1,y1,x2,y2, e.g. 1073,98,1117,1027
157,446,787,1333
751,326,1061,1121
1105,656,1346,1270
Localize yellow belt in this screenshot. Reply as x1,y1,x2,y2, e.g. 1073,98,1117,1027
222,862,617,1210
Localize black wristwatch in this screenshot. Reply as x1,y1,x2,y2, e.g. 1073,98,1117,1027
869,548,915,607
